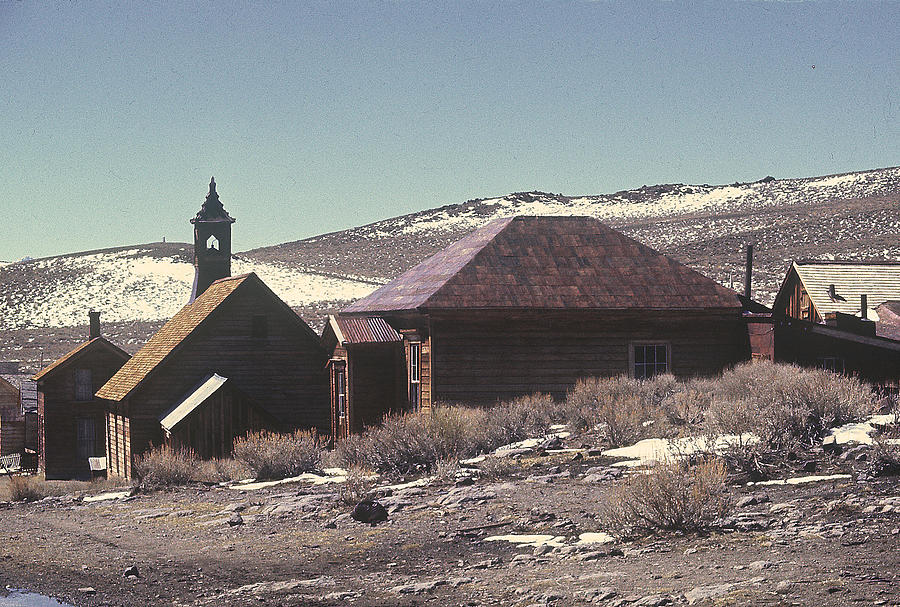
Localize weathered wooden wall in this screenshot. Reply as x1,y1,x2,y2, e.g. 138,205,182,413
38,347,127,479
428,310,750,404
111,285,328,476
348,343,404,432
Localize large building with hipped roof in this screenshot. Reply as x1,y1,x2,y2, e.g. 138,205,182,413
327,215,751,439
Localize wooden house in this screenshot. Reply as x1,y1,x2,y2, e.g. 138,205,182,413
321,315,404,441
0,376,22,457
335,215,749,425
95,272,329,477
33,322,130,480
752,261,900,385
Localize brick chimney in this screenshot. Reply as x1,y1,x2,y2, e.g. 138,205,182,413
89,310,101,340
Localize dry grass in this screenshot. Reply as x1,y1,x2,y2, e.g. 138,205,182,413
599,458,732,537
868,439,900,477
338,466,375,506
233,429,323,480
4,475,49,502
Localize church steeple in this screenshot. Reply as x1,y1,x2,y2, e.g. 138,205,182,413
190,177,236,302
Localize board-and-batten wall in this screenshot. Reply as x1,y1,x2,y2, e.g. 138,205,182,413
428,310,750,404
105,286,328,478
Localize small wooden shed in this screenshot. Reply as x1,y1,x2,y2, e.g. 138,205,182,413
321,315,404,441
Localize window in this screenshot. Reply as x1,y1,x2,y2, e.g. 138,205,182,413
409,341,421,410
631,344,669,379
74,369,93,401
335,368,347,419
76,418,100,460
251,315,268,339
205,234,220,252
820,357,845,373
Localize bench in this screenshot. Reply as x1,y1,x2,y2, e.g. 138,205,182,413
0,453,21,474
88,457,107,479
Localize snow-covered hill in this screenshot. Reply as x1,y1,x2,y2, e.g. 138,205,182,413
0,244,379,330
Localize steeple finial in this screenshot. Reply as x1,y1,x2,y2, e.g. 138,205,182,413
209,176,216,194
191,176,234,223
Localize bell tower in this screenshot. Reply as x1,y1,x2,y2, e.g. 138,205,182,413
190,177,236,302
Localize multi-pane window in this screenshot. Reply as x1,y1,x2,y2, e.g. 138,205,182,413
632,344,668,379
336,368,347,419
820,357,845,373
409,341,421,410
74,369,93,401
76,418,99,460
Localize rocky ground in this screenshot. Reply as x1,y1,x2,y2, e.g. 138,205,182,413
1,433,898,607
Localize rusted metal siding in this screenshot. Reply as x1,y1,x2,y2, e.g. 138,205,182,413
334,316,402,344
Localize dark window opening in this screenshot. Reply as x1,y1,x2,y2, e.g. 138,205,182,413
76,417,102,460
820,356,845,373
252,315,268,339
74,369,93,401
632,344,669,379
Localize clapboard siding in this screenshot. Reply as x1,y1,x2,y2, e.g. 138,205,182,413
430,311,748,404
348,344,404,431
36,344,128,479
105,277,328,477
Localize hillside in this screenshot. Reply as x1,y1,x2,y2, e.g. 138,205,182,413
2,166,899,371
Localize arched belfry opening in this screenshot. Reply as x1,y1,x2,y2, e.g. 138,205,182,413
190,177,236,302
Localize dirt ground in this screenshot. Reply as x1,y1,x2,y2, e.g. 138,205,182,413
1,443,898,607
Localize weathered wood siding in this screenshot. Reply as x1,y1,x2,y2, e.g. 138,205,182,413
112,285,328,476
38,347,127,479
106,408,131,479
429,310,749,404
775,270,820,322
348,343,404,431
0,382,22,456
165,387,275,459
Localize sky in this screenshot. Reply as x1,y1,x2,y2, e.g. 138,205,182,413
1,1,898,261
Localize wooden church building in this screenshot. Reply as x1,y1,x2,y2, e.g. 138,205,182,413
95,179,329,477
32,313,130,479
330,215,750,435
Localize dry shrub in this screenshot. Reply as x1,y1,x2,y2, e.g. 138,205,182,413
199,458,252,483
565,375,677,446
6,475,48,502
233,429,322,480
132,446,199,490
599,458,732,537
713,361,876,449
338,466,375,506
662,389,711,429
477,456,520,480
868,439,900,477
335,397,558,475
433,457,461,484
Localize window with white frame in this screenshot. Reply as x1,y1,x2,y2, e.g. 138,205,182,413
631,344,669,379
335,367,347,419
409,341,421,410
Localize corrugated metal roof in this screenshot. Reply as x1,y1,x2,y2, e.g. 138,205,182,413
344,216,741,313
331,315,401,344
159,373,228,431
793,261,900,321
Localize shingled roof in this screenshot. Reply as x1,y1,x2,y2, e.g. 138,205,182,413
33,337,129,382
97,272,315,402
343,216,740,313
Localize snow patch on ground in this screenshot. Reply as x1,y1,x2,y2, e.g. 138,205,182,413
748,474,852,487
484,534,567,548
229,468,349,491
603,434,759,467
83,490,131,502
825,414,897,446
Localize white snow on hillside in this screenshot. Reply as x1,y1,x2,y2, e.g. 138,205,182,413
0,249,376,330
351,166,900,239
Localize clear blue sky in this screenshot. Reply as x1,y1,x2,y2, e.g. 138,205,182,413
1,1,897,261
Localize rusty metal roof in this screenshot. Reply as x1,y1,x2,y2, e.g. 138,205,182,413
330,315,401,344
344,216,741,313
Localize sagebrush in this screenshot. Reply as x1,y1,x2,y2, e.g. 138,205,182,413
233,429,322,479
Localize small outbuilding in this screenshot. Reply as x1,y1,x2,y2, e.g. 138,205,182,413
33,318,130,479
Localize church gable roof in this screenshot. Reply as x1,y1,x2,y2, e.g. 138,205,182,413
97,272,316,402
344,216,740,313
